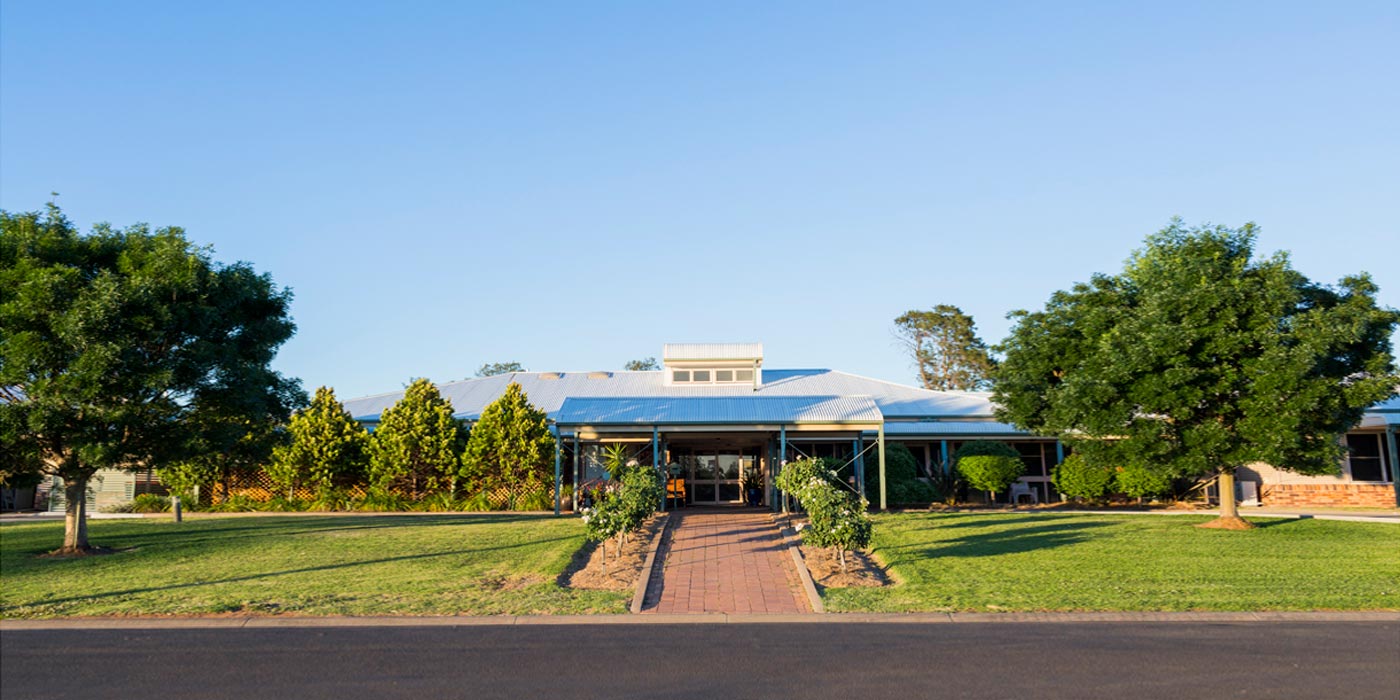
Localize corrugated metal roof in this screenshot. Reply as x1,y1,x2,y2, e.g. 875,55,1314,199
881,420,1031,436
343,368,997,422
556,396,882,425
663,343,763,361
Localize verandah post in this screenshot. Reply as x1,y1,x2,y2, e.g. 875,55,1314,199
1385,428,1399,508
779,425,788,514
553,426,562,515
877,422,887,511
653,426,664,513
852,437,863,499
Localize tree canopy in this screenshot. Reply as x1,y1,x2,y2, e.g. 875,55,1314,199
893,306,995,391
0,204,301,551
624,357,659,371
993,220,1399,524
476,361,525,377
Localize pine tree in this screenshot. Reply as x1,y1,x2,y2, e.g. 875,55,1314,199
268,386,370,497
461,383,556,509
369,379,465,499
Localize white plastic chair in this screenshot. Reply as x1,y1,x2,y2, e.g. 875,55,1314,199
1009,482,1039,506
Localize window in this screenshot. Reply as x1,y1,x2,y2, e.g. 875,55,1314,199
1345,433,1390,482
668,366,755,384
1015,442,1047,477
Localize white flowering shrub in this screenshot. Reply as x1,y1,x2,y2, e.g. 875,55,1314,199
774,458,873,572
581,465,662,573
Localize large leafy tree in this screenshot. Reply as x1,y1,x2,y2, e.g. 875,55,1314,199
894,306,996,391
461,382,555,509
369,378,465,498
993,221,1399,527
0,204,300,552
267,386,370,497
624,357,659,371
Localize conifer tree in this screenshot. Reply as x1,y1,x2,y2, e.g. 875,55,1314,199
461,383,555,509
268,386,370,497
369,379,465,499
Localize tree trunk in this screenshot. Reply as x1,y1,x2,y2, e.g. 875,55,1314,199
61,477,91,553
1199,469,1254,530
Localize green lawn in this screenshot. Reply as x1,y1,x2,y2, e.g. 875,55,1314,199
0,515,628,618
825,513,1400,613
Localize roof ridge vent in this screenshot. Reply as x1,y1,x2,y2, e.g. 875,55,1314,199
538,372,563,380
587,371,612,379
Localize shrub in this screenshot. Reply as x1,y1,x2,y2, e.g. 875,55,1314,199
1052,454,1116,503
889,479,938,506
108,493,171,513
210,493,269,512
775,458,872,572
862,443,919,497
355,489,410,512
1115,462,1174,500
515,489,556,512
460,491,493,512
260,494,307,512
953,441,1026,501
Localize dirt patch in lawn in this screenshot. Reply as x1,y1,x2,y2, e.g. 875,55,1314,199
562,516,665,591
799,544,889,589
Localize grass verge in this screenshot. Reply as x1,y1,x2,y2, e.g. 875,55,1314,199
0,515,628,618
823,512,1400,612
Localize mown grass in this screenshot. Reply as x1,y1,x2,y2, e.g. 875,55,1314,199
0,515,628,618
824,512,1400,612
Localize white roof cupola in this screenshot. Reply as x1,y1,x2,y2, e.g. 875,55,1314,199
662,343,763,389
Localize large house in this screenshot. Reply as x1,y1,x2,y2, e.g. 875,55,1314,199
342,343,1400,510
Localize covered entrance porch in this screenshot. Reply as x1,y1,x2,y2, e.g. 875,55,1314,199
552,395,889,512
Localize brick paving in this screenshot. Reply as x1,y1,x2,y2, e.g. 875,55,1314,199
640,509,811,615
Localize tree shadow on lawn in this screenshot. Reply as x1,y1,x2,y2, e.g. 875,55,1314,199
882,521,1112,560
904,514,1099,530
0,534,580,613
7,514,556,558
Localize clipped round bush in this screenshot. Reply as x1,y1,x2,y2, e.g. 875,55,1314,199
863,443,918,495
952,441,1025,498
1115,462,1174,500
1052,454,1116,502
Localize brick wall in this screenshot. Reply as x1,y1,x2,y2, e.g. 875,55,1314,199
1260,483,1398,508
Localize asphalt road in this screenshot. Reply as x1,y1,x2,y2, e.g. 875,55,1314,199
3,622,1397,699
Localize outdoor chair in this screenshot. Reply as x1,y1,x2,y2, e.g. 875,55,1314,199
1009,482,1038,505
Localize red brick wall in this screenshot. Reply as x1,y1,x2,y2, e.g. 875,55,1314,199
1260,483,1398,508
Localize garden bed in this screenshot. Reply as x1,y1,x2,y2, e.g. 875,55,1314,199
797,543,888,589
562,515,665,592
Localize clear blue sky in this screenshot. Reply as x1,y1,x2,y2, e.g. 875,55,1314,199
4,1,1397,399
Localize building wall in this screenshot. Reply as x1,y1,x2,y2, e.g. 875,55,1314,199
1237,430,1396,508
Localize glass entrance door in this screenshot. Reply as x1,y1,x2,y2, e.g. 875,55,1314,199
684,450,750,504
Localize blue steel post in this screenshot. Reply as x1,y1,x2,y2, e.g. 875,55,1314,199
779,425,788,513
851,438,861,498
553,427,562,515
1055,440,1065,466
940,440,950,473
1386,428,1400,508
653,426,663,512
856,435,866,499
572,434,581,511
877,422,887,511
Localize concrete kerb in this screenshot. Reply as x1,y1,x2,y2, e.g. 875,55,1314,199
771,513,824,614
630,512,673,614
4,611,1397,631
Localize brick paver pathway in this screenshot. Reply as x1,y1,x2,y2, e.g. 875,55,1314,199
640,509,811,614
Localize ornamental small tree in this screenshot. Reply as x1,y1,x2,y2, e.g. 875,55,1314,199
267,386,370,498
1051,453,1115,503
369,379,466,499
461,383,555,509
952,441,1025,503
1114,462,1174,502
776,458,873,573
